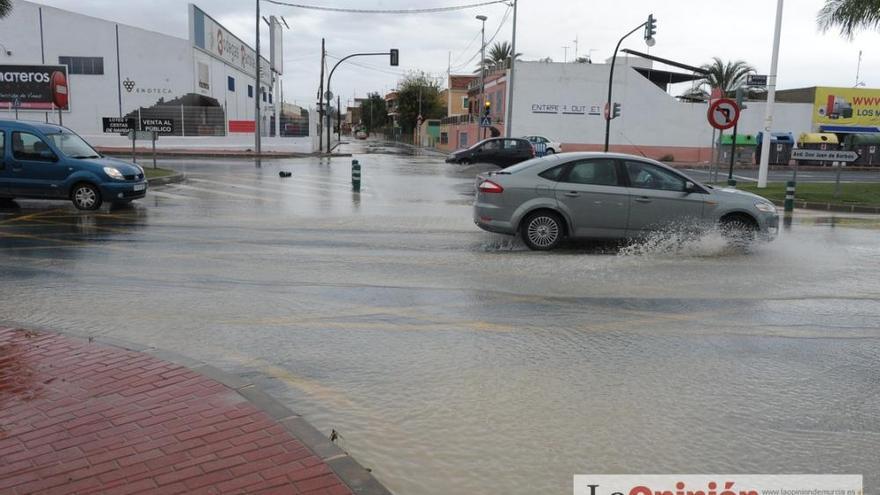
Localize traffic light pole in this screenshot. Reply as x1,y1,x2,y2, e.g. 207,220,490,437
604,21,647,152
325,51,396,153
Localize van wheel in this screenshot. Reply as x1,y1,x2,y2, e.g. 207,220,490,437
71,183,102,211
521,211,563,250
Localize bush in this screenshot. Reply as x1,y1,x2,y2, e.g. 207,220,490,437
659,154,675,162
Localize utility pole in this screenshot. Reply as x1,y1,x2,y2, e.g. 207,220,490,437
254,0,261,161
757,0,783,188
447,51,451,116
318,38,325,154
562,46,569,63
337,94,341,143
573,35,579,60
476,14,487,140
505,0,517,138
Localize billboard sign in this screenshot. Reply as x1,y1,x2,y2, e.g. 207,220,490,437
0,64,70,110
103,117,135,133
814,86,880,127
269,16,283,75
189,4,272,86
140,118,175,134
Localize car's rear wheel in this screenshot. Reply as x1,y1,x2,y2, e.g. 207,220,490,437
521,211,563,250
71,183,102,211
719,214,757,247
459,158,470,165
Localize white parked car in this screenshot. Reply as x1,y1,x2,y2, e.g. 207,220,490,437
523,135,563,154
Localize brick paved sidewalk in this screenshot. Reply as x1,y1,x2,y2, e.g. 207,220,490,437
0,327,356,495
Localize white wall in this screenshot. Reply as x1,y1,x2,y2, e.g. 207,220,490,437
510,61,812,149
0,1,282,139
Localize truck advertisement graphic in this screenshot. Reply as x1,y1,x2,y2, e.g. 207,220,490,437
813,86,880,126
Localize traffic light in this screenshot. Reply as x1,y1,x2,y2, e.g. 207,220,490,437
612,102,621,119
644,14,657,46
484,100,491,117
390,49,399,66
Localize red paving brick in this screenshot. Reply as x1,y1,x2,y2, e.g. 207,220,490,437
0,328,354,495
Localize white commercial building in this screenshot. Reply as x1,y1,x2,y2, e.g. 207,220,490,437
508,61,812,162
0,1,304,149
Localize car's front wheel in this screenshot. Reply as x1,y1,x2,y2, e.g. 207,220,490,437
71,183,102,211
521,211,563,250
458,158,470,165
545,148,555,154
719,214,757,247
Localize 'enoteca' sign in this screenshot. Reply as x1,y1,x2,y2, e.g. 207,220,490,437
0,65,70,110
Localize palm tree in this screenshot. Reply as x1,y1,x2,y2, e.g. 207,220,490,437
477,41,522,72
818,0,880,38
700,57,755,97
0,0,13,18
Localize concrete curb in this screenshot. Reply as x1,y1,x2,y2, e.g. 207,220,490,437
0,320,392,495
98,148,311,159
146,171,186,186
771,199,880,214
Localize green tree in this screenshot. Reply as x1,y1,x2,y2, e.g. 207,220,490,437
477,41,522,72
574,56,591,64
818,0,880,37
359,92,387,134
0,0,12,18
395,72,444,134
699,57,755,97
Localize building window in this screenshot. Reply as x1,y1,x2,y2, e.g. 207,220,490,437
248,85,253,98
461,96,468,111
227,76,235,92
58,56,104,75
268,93,273,104
261,87,266,102
440,132,448,145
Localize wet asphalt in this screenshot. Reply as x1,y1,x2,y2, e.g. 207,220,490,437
1,141,879,495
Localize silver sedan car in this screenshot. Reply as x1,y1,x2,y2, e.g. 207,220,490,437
473,152,779,250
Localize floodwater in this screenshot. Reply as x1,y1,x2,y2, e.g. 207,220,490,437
1,142,879,494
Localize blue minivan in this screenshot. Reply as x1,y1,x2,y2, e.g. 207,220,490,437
0,120,147,210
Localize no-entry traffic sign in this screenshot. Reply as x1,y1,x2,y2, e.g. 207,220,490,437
707,98,740,130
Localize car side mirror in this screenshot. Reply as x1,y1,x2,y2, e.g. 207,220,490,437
684,181,696,194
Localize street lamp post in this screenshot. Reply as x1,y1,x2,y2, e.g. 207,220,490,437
504,0,518,138
254,0,261,162
476,14,487,140
757,0,784,188
604,14,656,152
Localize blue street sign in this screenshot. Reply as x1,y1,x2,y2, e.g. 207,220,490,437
479,116,492,127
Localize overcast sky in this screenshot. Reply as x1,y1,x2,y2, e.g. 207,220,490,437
30,0,880,109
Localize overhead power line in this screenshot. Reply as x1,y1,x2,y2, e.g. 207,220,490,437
262,0,508,14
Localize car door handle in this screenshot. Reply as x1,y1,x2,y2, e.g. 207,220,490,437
635,196,652,203
563,191,580,197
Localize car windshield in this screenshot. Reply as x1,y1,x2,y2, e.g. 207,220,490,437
46,132,100,158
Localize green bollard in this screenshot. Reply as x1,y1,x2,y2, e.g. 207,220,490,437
784,180,796,213
727,178,737,186
352,159,361,192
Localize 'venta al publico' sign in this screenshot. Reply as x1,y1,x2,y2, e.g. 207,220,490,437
0,64,70,110
140,118,175,134
791,149,859,162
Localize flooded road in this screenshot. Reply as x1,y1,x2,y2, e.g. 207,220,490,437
1,142,879,494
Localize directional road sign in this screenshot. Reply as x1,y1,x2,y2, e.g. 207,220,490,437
791,149,859,162
707,98,740,130
479,116,492,127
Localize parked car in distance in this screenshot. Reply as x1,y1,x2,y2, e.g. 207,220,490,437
0,119,147,210
446,137,535,166
523,135,562,154
473,152,779,250
355,130,368,139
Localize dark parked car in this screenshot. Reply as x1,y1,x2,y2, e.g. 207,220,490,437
446,137,534,166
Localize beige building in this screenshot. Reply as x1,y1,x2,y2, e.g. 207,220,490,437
440,75,477,117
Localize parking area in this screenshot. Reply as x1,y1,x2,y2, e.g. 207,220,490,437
1,141,879,495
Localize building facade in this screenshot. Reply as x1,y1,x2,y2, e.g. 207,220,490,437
0,1,279,139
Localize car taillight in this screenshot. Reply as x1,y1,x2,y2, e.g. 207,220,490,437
478,180,504,193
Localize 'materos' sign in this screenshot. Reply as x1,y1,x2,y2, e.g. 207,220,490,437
0,65,70,110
